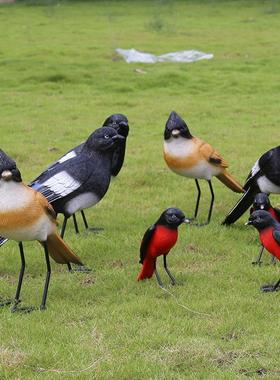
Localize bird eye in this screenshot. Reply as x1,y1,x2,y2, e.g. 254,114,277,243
171,214,177,220
104,134,110,139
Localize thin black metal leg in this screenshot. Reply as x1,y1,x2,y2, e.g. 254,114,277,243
72,213,79,234
14,242,26,304
194,179,201,219
40,241,52,310
60,216,68,239
81,210,89,229
163,255,176,285
207,180,215,224
154,261,164,288
252,245,264,265
273,278,280,290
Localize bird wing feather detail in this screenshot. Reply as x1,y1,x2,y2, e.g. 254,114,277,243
199,142,228,168
139,224,156,264
33,171,81,203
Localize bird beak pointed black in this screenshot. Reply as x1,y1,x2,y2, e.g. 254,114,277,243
112,134,125,140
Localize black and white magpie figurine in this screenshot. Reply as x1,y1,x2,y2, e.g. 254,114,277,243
222,146,280,225
0,127,125,271
32,113,129,234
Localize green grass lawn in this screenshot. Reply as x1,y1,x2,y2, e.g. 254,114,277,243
0,0,280,378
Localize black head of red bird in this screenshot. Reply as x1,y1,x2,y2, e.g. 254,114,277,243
0,149,22,183
103,113,129,138
157,207,189,228
246,210,277,231
164,111,192,140
252,193,271,211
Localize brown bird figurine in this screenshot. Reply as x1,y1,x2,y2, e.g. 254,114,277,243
164,111,244,224
0,149,83,311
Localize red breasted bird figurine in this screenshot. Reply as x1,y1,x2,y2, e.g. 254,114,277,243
246,210,280,292
250,193,280,265
0,149,83,312
137,208,189,287
164,111,243,225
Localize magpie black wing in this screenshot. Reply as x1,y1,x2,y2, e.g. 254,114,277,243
139,224,156,264
30,153,90,203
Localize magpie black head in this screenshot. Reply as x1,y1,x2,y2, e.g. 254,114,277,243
253,193,271,211
246,210,276,231
0,149,22,183
164,111,192,140
103,113,129,138
84,126,125,152
157,207,189,228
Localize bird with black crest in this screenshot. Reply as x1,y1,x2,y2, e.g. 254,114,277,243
164,111,243,225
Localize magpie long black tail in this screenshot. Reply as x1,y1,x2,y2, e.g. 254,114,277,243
222,186,258,225
0,237,8,247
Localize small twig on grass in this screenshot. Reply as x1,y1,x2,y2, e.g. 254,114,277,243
33,358,101,375
159,286,212,318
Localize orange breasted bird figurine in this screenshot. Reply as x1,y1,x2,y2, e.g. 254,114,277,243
246,210,280,293
0,149,83,311
137,208,189,287
163,111,244,225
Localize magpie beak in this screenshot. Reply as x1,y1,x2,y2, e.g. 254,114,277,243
112,134,125,140
1,170,13,181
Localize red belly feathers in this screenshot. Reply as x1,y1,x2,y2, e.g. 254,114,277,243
260,227,280,261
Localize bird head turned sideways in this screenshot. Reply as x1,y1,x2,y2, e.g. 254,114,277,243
0,149,22,183
102,114,129,138
157,207,190,228
246,210,276,230
253,193,271,211
84,126,125,152
164,111,192,140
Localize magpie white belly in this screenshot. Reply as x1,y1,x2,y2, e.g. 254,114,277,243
257,176,280,194
65,192,100,215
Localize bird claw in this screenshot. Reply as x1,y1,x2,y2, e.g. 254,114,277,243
71,264,92,273
0,297,13,307
252,260,262,265
87,227,104,234
11,300,36,313
261,284,280,293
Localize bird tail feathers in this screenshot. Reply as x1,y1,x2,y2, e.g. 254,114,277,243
46,233,83,265
222,186,258,225
216,171,244,193
137,257,155,281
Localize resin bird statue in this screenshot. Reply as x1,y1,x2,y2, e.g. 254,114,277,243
246,210,280,293
137,207,189,287
223,146,280,225
250,193,280,265
164,111,243,225
0,149,83,312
